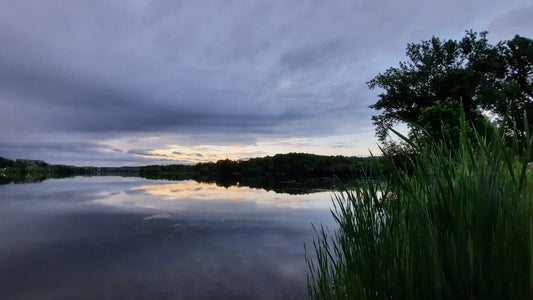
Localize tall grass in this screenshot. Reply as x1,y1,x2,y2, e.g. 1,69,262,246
307,117,533,299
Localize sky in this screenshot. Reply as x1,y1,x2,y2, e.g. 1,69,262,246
1,0,532,167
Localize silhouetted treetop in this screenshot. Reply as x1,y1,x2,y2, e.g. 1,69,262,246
368,30,533,144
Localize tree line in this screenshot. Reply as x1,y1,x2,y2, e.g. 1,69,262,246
141,153,381,178
0,157,95,184
139,153,386,192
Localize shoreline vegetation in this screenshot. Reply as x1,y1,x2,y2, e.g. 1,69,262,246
0,158,96,185
139,153,388,194
0,158,141,185
0,153,391,194
307,30,533,299
307,117,533,299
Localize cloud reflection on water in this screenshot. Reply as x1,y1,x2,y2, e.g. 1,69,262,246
93,179,334,211
0,176,336,299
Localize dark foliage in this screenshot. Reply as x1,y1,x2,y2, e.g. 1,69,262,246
139,153,386,193
0,157,95,184
368,31,533,145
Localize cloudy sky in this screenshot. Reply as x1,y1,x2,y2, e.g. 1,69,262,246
1,0,532,166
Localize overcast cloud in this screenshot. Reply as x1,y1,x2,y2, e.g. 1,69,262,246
1,0,532,166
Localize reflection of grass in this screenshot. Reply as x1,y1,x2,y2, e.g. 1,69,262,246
307,121,533,299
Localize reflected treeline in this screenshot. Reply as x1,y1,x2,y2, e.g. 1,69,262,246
0,157,95,185
1,153,390,193
139,153,386,194
141,172,339,194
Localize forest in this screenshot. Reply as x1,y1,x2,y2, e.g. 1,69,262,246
139,153,387,193
0,157,95,184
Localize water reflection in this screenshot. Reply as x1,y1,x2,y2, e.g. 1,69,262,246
0,176,335,299
122,180,333,209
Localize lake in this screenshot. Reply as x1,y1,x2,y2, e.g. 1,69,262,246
0,176,337,299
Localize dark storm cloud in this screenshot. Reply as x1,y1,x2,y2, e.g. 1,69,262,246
1,0,532,165
0,140,136,167
127,149,165,157
0,141,122,155
0,57,304,134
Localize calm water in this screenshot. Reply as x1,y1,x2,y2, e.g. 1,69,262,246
0,176,336,299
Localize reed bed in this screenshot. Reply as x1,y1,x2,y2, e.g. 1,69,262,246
307,118,533,299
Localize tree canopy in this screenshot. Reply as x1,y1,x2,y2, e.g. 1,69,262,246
368,31,533,144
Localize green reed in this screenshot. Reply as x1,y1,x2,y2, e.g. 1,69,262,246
307,117,533,299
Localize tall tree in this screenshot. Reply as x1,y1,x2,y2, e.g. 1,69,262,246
368,31,532,143
496,35,533,142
